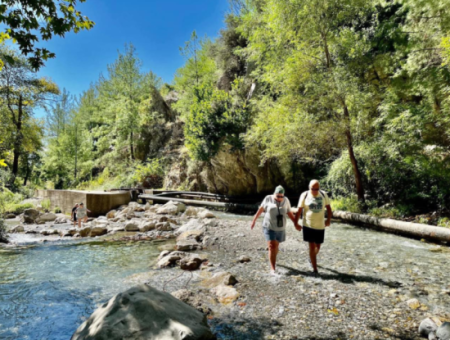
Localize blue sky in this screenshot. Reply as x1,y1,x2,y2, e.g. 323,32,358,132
34,0,230,118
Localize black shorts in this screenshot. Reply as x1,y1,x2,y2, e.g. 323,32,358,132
303,226,325,244
73,214,77,221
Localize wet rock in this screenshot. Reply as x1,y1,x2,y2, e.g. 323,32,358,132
90,226,108,237
156,222,172,231
237,255,251,263
180,256,204,271
79,227,91,237
198,209,216,219
420,318,438,337
10,225,24,233
211,284,240,304
54,216,68,224
106,210,116,219
71,284,215,340
61,228,77,237
202,272,238,288
139,220,156,232
41,229,59,236
23,208,40,224
175,219,206,235
125,220,140,231
157,201,186,215
38,213,57,222
176,239,201,251
437,322,450,340
177,230,204,242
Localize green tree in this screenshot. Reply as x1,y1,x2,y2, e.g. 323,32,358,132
0,0,94,70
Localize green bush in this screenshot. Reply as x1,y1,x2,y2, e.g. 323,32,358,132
41,199,51,211
4,202,34,215
0,218,7,243
331,196,363,214
438,217,450,228
54,207,62,213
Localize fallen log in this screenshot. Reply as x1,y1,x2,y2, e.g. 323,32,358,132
333,210,450,244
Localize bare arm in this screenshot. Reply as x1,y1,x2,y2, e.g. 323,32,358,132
325,205,332,227
288,211,301,231
295,207,303,226
251,206,265,230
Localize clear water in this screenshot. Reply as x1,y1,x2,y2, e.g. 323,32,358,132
0,239,163,340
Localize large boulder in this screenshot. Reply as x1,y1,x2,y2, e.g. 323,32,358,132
61,228,78,237
38,213,57,222
180,256,204,271
197,209,216,219
419,318,438,337
106,210,116,219
54,216,69,224
79,227,92,237
437,322,450,340
5,213,16,219
23,208,40,224
139,220,156,232
10,225,24,233
176,239,201,251
71,284,215,340
157,201,186,215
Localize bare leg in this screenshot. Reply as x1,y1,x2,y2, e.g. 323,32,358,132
315,243,321,255
78,219,81,229
268,240,279,271
83,216,88,224
309,242,319,272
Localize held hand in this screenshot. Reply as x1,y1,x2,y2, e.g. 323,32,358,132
325,220,331,227
294,223,302,231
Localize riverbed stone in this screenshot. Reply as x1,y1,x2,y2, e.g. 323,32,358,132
106,210,116,219
198,209,216,219
38,213,57,222
407,298,421,310
125,220,140,231
176,239,201,251
71,284,214,340
177,230,204,242
211,284,240,304
156,222,173,231
10,225,24,233
23,208,40,223
180,256,203,271
41,229,59,236
54,216,68,224
90,226,108,237
437,322,450,340
237,255,251,263
157,201,186,215
175,219,207,235
420,318,438,337
139,220,156,232
202,272,238,288
79,226,92,237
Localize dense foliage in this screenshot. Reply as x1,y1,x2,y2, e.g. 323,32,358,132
1,0,450,218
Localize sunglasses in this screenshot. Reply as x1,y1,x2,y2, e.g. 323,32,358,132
311,188,319,191
276,195,284,199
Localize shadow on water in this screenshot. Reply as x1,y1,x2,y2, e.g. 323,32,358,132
278,264,402,288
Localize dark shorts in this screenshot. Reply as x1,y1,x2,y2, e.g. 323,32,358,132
263,228,286,243
73,214,77,221
303,226,325,244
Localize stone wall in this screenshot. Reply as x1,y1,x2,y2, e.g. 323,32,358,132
35,190,131,217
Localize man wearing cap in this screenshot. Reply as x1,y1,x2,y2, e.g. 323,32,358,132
295,179,332,277
251,185,301,275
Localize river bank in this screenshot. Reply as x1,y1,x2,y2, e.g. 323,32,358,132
2,202,450,339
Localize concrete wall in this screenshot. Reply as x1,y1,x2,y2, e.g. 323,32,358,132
35,190,131,217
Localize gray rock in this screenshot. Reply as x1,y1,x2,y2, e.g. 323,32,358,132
156,222,173,231
237,255,251,263
437,322,450,340
10,225,24,233
156,201,186,215
139,220,156,232
71,284,214,340
23,208,40,224
419,318,438,337
5,213,16,219
61,228,77,237
38,213,57,222
54,216,68,224
176,239,201,251
198,209,216,219
182,206,199,218
125,221,140,231
90,226,108,237
202,272,238,288
180,256,203,271
175,219,206,235
41,229,59,236
429,331,437,340
79,227,92,237
177,230,204,242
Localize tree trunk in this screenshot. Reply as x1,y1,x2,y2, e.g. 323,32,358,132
23,155,30,186
130,131,135,160
342,103,365,203
12,95,24,178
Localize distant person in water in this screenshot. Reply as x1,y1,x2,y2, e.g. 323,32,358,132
71,203,79,227
76,203,91,228
251,186,300,275
295,180,332,277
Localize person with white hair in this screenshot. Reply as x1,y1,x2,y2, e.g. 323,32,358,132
295,179,332,277
251,185,301,275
